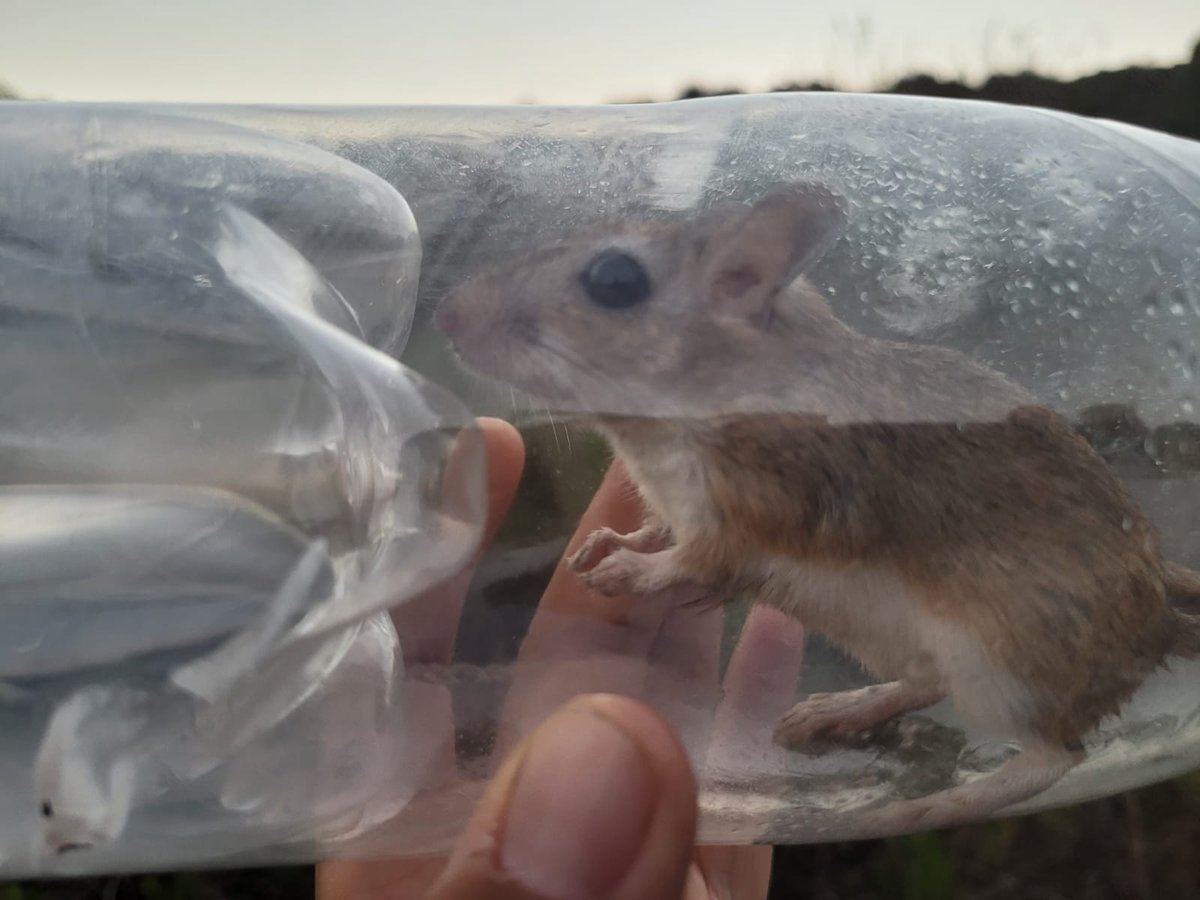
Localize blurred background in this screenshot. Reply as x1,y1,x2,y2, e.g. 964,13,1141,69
2,1,1200,897
0,0,1197,113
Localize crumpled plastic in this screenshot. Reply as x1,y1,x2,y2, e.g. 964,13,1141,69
0,106,485,874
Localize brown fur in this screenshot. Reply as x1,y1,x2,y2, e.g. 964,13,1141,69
692,407,1185,745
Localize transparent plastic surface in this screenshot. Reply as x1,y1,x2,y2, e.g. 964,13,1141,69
246,95,1200,846
0,106,485,875
2,94,1200,874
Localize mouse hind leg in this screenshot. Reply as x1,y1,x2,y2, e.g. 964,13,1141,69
865,738,1083,835
775,679,945,747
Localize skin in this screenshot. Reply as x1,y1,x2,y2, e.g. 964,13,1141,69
317,419,785,900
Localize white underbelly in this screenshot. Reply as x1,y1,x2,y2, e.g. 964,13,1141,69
762,558,930,681
760,557,1034,734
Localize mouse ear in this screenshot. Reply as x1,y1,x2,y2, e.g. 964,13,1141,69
695,182,847,321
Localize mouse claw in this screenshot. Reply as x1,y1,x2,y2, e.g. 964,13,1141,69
568,527,623,574
568,523,673,575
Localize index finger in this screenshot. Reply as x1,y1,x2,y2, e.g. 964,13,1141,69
392,417,526,666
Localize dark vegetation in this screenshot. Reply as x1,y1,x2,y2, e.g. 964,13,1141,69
677,38,1200,142
4,37,1200,899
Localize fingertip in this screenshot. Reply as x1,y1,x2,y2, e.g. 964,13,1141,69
572,694,697,794
478,417,525,471
477,417,526,542
431,695,697,900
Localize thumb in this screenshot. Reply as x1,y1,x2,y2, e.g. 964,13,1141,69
428,695,698,900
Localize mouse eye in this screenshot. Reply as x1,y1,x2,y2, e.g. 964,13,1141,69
579,251,652,309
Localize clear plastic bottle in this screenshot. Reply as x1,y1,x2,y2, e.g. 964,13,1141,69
2,93,1199,874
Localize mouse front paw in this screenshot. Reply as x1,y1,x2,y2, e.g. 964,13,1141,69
568,527,624,574
577,547,644,597
568,523,674,576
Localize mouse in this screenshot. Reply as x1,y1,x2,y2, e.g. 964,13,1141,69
435,182,1200,832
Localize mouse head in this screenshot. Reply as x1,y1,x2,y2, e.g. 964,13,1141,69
437,182,848,416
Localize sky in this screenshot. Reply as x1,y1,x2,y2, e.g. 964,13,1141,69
1,0,1197,106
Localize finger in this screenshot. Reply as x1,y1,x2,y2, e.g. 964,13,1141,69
707,605,806,780
498,463,668,746
317,854,447,900
670,613,793,900
643,602,724,760
391,417,524,788
687,845,773,900
316,419,525,899
394,416,525,665
428,694,697,900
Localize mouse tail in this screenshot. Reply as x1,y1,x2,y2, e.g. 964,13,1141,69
1163,561,1200,614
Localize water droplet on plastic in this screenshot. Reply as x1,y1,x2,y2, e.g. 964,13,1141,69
1167,341,1195,378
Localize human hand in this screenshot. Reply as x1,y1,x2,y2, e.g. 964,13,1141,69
317,418,804,899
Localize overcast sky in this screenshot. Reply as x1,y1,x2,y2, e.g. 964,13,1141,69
1,0,1197,105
